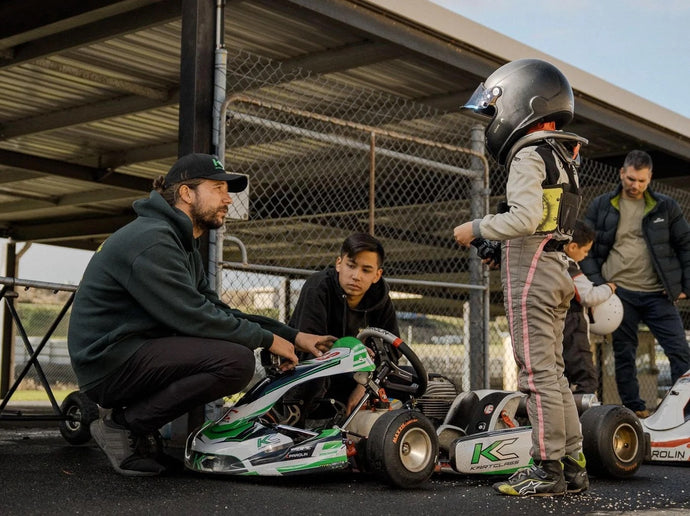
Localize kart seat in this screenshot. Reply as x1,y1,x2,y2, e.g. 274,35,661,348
442,391,480,432
436,392,480,453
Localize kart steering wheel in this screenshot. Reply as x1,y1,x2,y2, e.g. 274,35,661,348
356,327,428,398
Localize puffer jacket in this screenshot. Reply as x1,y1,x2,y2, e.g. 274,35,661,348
580,185,690,301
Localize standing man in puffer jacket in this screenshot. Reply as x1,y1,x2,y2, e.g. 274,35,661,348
453,59,589,496
580,149,690,418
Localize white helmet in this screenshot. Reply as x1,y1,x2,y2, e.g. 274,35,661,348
589,294,624,335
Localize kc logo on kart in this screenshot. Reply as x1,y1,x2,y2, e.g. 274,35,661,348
471,438,520,463
257,435,282,449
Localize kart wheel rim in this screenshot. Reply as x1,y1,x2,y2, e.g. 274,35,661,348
611,422,639,463
399,427,433,473
64,405,82,431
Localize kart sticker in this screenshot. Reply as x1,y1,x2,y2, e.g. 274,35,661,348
471,438,520,463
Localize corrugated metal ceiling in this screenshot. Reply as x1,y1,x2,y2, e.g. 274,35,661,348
0,0,688,251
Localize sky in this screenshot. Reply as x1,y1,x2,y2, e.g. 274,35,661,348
430,0,690,119
3,0,690,285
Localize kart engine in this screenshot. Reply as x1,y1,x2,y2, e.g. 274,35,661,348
415,374,460,426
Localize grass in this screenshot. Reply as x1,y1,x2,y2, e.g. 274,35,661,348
2,380,78,404
5,389,73,403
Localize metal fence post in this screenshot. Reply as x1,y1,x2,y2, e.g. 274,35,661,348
469,124,488,389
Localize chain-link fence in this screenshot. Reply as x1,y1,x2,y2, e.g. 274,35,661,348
2,48,688,412
217,48,690,408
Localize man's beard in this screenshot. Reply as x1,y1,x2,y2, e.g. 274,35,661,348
190,201,226,232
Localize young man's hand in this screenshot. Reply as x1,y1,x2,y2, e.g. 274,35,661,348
295,332,336,357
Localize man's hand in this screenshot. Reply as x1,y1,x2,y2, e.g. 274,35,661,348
268,335,299,371
453,221,475,247
295,332,336,357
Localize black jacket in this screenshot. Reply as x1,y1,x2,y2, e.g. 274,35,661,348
68,191,298,390
580,185,690,301
289,266,399,339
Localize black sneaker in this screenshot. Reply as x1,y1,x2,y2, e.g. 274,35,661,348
90,415,165,477
492,460,566,497
145,430,184,473
562,452,589,493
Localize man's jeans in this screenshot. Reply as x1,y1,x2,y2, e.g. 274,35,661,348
612,288,690,411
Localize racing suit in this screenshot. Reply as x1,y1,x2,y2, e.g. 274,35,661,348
471,131,585,461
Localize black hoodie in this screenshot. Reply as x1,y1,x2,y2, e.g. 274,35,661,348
68,191,297,390
289,265,399,338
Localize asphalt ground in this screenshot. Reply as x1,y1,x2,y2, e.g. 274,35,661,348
1,425,689,516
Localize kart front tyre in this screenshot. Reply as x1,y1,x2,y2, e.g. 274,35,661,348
58,391,100,445
366,410,438,488
580,404,644,478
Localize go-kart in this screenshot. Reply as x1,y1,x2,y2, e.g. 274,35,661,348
640,369,690,463
184,326,658,487
185,328,439,488
431,384,647,479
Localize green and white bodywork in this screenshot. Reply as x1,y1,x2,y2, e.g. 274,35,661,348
185,337,375,476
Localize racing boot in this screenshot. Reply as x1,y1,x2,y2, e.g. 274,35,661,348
492,460,566,497
562,451,589,493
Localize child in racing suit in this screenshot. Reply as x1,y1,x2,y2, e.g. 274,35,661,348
454,59,589,496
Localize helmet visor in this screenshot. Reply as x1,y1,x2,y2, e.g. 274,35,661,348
462,83,502,117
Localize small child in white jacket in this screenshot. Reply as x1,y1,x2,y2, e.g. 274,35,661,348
563,220,617,393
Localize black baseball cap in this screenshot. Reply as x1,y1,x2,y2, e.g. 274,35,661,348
163,153,248,192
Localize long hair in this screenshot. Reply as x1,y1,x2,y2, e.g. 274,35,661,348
152,176,205,206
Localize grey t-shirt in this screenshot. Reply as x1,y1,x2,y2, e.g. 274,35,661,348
601,198,663,292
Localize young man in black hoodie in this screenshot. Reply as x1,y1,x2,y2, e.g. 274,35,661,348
288,232,399,416
68,153,333,477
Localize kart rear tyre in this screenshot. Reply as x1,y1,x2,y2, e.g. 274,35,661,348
580,404,644,478
366,410,438,488
58,391,99,445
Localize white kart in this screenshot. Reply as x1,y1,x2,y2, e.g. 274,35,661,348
642,369,690,463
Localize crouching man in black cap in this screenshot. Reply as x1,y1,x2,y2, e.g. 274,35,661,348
68,153,334,477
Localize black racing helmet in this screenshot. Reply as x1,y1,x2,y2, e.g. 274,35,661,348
462,58,574,165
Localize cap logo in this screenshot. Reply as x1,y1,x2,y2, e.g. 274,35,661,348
212,158,224,170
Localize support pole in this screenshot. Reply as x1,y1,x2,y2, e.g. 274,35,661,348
469,125,488,389
176,0,217,438
1,241,16,397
